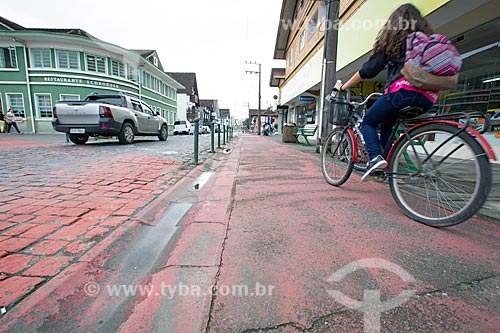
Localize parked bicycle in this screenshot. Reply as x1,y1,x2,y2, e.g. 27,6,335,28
320,90,496,227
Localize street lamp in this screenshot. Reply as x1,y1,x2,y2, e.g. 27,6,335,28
245,61,262,135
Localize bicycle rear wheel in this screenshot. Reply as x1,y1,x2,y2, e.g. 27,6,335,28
321,127,354,186
389,123,491,227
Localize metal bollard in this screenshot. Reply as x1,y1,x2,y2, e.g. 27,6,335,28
217,124,221,149
210,122,215,153
223,125,226,145
194,118,199,165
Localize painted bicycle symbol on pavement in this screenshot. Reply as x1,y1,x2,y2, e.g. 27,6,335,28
327,258,416,333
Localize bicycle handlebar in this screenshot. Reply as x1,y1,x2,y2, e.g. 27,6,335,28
326,88,381,108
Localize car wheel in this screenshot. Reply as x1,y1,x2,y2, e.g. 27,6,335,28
118,123,135,144
68,134,89,145
158,124,168,141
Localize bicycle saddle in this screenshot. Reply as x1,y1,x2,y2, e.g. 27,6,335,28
398,106,426,119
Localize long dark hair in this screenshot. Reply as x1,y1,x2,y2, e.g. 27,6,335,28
372,3,433,59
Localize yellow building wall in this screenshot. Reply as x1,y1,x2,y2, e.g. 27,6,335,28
337,0,453,71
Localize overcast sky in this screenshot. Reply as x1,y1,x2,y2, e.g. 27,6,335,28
2,0,285,118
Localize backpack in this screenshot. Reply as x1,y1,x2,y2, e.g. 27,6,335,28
401,31,462,90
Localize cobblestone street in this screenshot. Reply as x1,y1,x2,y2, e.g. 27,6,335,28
0,133,213,309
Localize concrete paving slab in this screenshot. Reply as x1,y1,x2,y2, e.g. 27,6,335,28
207,135,500,333
164,222,227,267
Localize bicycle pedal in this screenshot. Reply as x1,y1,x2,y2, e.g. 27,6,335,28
371,170,386,181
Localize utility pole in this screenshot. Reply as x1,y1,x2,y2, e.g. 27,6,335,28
245,61,262,135
317,0,340,152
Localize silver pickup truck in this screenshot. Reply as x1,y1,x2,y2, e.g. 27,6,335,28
52,93,169,144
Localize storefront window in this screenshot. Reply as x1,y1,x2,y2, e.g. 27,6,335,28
296,101,316,126
434,19,499,132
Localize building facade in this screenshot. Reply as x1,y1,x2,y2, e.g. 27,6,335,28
0,17,183,133
199,99,219,125
166,72,199,122
273,0,499,135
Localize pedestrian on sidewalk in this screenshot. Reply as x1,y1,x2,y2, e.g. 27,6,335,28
5,108,23,135
0,111,5,133
334,3,438,181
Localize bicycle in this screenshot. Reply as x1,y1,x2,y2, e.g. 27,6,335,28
320,90,496,227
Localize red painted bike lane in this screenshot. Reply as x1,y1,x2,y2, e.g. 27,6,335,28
206,135,500,332
1,134,499,332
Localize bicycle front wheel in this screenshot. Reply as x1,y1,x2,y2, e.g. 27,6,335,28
321,127,354,186
353,133,369,172
389,123,492,227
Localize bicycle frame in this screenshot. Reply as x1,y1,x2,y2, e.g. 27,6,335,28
342,107,497,170
387,120,497,164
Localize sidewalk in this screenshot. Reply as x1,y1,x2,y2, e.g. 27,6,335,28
270,133,500,224
205,135,500,332
1,134,499,332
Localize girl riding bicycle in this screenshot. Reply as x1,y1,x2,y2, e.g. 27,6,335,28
334,3,437,181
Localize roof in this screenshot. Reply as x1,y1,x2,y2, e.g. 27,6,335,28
0,16,98,39
131,49,156,58
219,108,230,118
0,16,25,30
199,99,219,112
166,72,198,95
249,108,278,117
131,50,165,71
31,28,98,39
270,68,286,87
273,0,296,59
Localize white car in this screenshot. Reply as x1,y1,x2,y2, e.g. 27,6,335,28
189,124,210,135
52,93,168,144
173,120,191,135
201,125,211,134
490,111,500,130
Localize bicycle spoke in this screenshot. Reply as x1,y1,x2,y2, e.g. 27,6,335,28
389,124,491,227
321,128,354,186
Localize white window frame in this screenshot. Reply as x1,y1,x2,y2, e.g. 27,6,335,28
143,72,151,88
31,48,52,68
0,47,18,69
299,31,306,51
56,49,80,70
59,94,80,102
319,1,327,26
127,64,139,82
85,53,107,74
307,10,319,41
288,49,294,67
34,93,53,118
6,93,26,118
111,59,125,78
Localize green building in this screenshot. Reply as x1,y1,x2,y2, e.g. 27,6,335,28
0,16,183,133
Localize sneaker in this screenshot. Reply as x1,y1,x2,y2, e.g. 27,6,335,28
361,155,387,181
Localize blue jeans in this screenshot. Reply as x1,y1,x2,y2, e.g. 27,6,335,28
361,90,433,160
7,122,21,133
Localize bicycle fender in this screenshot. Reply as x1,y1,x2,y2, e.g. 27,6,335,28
390,120,497,161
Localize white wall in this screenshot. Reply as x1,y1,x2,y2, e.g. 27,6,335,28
176,93,194,121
